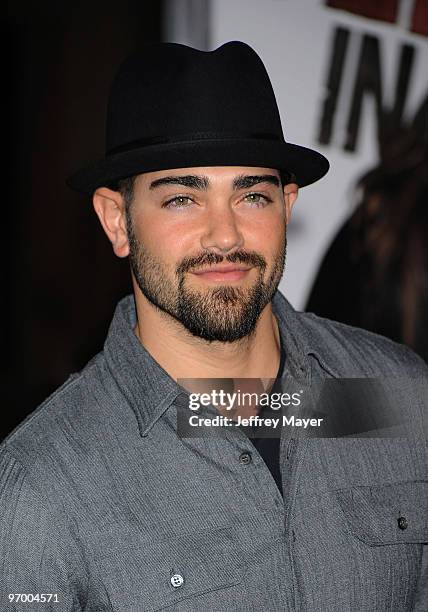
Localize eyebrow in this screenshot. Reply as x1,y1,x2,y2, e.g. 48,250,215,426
149,175,209,190
149,174,280,191
232,174,280,190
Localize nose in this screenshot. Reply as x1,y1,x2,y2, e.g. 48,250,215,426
200,204,244,254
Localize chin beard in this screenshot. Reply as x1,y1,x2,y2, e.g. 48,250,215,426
173,270,282,342
127,216,286,342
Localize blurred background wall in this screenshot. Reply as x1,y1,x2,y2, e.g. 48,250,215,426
3,0,162,439
2,0,427,440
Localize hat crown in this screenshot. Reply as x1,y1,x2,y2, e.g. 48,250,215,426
106,41,285,154
68,41,329,194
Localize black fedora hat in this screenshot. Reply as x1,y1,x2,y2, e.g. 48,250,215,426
67,41,329,194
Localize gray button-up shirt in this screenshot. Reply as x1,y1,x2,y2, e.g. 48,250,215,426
1,291,427,611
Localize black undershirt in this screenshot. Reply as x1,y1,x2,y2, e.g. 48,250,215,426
246,343,286,496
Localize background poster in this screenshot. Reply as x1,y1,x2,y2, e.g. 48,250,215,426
166,0,428,307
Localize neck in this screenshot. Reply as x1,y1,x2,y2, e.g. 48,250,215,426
132,290,281,382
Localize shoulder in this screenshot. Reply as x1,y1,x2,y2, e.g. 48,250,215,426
300,310,428,377
0,350,133,480
3,354,99,449
298,312,427,433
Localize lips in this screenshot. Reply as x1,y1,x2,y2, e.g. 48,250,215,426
193,265,251,274
191,265,252,282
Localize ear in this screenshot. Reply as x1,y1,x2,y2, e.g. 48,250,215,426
93,187,129,258
283,182,299,224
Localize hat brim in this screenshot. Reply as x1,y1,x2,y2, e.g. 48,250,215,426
67,138,329,194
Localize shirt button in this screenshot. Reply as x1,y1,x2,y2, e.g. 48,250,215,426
170,573,185,588
397,516,408,530
239,451,252,465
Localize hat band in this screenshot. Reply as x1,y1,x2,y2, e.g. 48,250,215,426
107,130,283,156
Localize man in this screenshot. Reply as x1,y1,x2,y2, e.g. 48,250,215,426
0,42,426,611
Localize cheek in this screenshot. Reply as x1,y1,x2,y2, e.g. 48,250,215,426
244,212,286,254
135,213,195,267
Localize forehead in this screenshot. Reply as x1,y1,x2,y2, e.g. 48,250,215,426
137,166,281,187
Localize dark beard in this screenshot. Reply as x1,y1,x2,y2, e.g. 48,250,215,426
126,215,286,342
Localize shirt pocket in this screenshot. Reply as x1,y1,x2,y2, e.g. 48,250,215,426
333,480,428,545
94,525,246,612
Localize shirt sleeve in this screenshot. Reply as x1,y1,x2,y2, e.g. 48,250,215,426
0,446,87,611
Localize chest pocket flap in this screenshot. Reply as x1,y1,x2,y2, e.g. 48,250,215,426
334,480,428,545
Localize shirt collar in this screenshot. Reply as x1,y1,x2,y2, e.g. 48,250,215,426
103,291,313,437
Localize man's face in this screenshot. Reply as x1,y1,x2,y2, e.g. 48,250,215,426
125,166,295,342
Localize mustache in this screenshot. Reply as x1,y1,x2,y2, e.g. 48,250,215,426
176,250,267,276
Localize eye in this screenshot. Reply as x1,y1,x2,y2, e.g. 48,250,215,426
163,195,194,208
243,192,272,207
